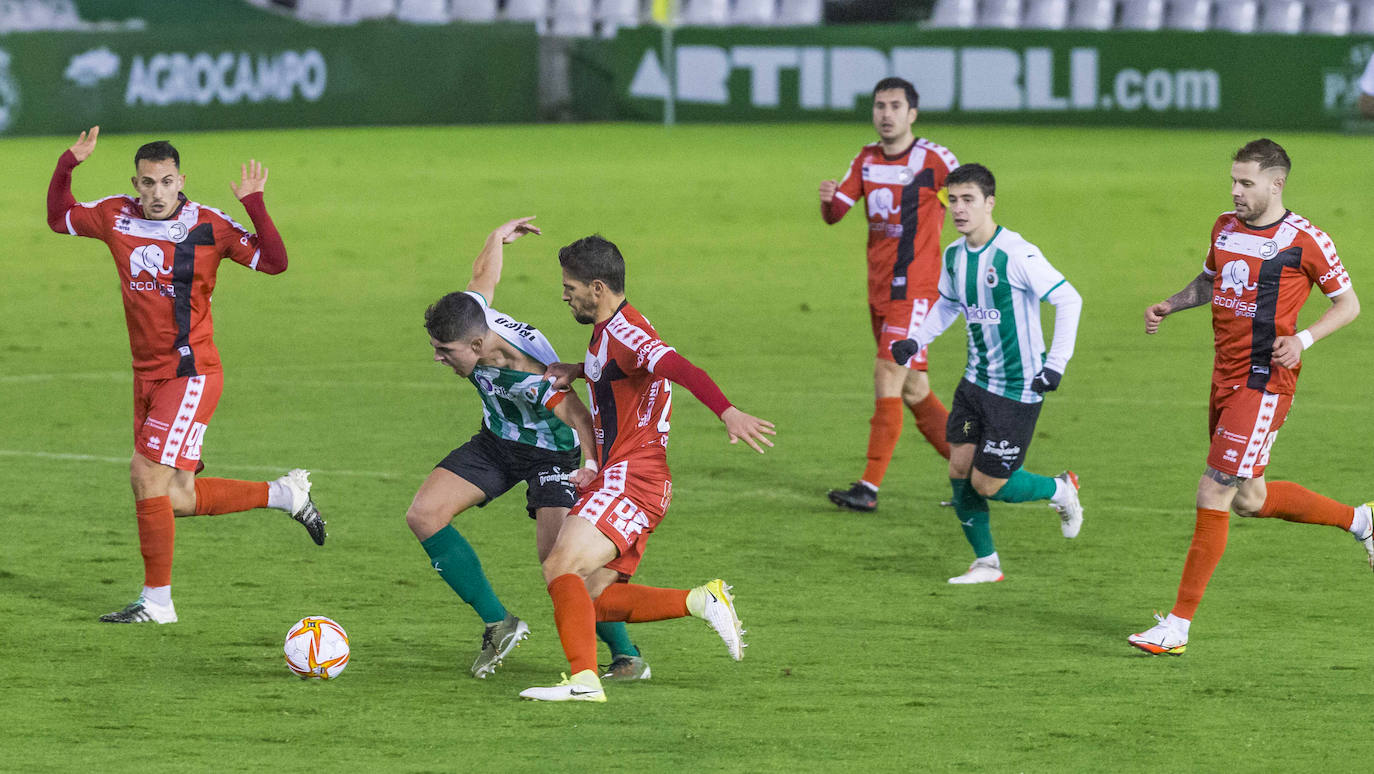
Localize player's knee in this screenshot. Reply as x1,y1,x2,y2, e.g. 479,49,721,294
971,477,1003,498
902,379,930,405
404,502,449,540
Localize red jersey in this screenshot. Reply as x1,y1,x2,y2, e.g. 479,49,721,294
1204,210,1352,394
58,192,267,379
583,302,677,470
823,137,959,304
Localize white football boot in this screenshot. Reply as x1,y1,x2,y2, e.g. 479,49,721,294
1128,613,1188,655
688,579,746,661
519,670,607,702
1050,471,1083,539
948,556,1004,584
99,596,178,624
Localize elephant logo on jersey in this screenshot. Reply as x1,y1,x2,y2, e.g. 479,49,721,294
129,245,172,279
867,188,900,220
1220,260,1257,296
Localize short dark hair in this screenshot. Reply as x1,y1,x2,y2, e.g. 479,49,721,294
558,235,626,294
946,163,995,198
135,140,180,170
424,292,488,343
1233,138,1291,175
872,77,919,110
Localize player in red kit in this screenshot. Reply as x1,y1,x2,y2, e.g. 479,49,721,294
1129,139,1369,655
46,127,325,625
820,77,959,512
517,235,775,702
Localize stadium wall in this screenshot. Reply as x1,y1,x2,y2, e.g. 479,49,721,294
570,26,1374,130
0,21,538,136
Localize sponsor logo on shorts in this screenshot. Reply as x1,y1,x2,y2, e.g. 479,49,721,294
982,439,1022,460
146,436,162,450
538,467,570,486
1224,448,1239,462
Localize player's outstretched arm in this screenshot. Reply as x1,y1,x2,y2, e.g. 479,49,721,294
551,391,600,488
228,159,289,275
466,216,540,305
891,296,961,365
1146,271,1211,333
720,406,776,454
47,127,99,233
1271,288,1360,368
544,361,584,390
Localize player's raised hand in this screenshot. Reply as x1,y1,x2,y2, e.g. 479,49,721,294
491,216,541,244
721,406,776,454
230,159,269,200
69,126,99,163
818,180,838,204
1144,301,1171,334
544,362,583,390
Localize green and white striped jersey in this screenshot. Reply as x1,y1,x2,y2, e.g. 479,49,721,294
936,227,1075,404
464,291,578,452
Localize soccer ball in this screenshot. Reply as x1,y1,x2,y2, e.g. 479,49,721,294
283,616,350,680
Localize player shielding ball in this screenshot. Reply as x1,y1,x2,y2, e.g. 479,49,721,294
1129,139,1369,655
45,127,324,624
890,164,1083,584
518,235,776,702
407,217,647,680
819,77,959,513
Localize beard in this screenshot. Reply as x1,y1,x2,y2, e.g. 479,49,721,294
572,308,596,324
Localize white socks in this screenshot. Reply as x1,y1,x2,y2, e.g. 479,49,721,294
1350,504,1373,539
267,478,293,511
142,585,172,606
1164,613,1191,636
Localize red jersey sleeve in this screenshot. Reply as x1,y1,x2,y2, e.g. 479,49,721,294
1204,216,1226,275
1299,227,1352,297
47,151,111,239
208,194,288,275
822,151,865,224
652,351,733,417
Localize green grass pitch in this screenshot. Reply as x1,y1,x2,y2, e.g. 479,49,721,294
1,123,1372,772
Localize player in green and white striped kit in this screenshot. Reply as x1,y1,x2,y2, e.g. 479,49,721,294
405,217,647,679
891,164,1085,584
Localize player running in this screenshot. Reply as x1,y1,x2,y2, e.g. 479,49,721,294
820,77,959,513
408,216,648,680
518,235,776,702
1129,139,1368,655
890,164,1084,584
45,127,324,624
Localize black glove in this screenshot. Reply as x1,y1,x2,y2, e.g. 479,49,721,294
1030,368,1062,394
890,338,920,366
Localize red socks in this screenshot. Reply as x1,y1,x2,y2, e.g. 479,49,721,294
593,583,689,622
1256,481,1355,529
547,574,598,675
192,478,269,516
861,397,904,486
135,496,175,587
1172,508,1230,620
910,392,951,460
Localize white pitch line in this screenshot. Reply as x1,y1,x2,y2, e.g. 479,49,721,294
0,449,405,479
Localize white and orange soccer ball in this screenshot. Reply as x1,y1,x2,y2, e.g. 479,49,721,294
283,616,350,680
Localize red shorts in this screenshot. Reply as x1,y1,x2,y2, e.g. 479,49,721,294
1207,383,1292,479
569,457,672,577
871,297,933,371
133,372,223,472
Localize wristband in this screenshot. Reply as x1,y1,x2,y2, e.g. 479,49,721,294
1296,329,1314,350
582,459,598,474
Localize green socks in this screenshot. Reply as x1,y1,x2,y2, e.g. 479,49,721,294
951,478,996,558
596,622,639,658
420,525,507,624
989,469,1057,503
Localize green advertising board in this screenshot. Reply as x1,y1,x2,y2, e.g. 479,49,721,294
0,22,538,137
572,25,1374,130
